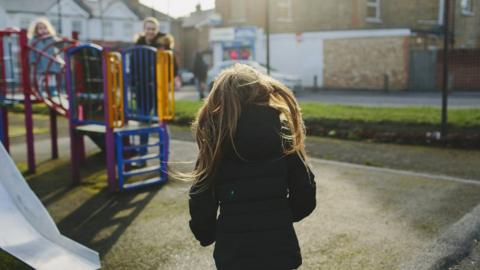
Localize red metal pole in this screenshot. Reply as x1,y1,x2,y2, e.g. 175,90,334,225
0,32,10,152
49,107,58,159
20,29,36,173
0,109,9,152
72,31,79,40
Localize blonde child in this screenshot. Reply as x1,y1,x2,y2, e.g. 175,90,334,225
28,17,63,97
188,64,316,269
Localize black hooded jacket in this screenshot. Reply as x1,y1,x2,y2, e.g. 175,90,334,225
189,105,316,270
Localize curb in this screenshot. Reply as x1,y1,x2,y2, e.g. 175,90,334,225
401,204,480,270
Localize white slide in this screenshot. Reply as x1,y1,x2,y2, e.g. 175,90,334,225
0,143,101,270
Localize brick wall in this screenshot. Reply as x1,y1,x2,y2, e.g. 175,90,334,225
323,36,409,90
215,0,442,33
436,49,480,91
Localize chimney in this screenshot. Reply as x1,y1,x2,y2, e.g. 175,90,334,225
196,3,201,12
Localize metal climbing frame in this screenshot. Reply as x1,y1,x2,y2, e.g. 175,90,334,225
114,125,169,190
66,44,173,191
0,28,77,170
122,46,158,123
67,44,106,126
28,34,78,161
29,34,77,116
0,29,35,172
65,44,105,184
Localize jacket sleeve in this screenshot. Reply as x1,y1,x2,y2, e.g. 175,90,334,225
287,153,316,222
189,182,218,246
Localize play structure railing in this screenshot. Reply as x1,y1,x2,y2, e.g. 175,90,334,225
0,29,36,170
157,50,175,121
106,52,125,128
122,46,158,123
122,46,175,124
29,34,77,116
0,29,23,105
66,44,106,126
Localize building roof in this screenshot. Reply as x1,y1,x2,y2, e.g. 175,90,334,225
0,0,56,14
182,8,220,28
127,0,173,21
0,0,91,15
73,0,92,16
0,0,175,21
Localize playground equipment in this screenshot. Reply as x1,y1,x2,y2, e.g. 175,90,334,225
0,29,77,172
0,142,101,269
66,44,174,191
0,28,175,191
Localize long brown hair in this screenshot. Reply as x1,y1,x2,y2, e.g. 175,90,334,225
190,63,308,191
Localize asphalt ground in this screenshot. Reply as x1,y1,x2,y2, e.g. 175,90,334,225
4,132,480,269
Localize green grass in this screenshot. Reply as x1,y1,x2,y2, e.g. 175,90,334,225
301,103,480,128
174,101,480,128
9,100,480,128
9,126,49,137
0,250,30,270
174,100,203,125
11,103,51,115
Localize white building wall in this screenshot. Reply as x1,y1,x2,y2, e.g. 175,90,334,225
254,31,323,87
263,34,324,87
0,7,7,29
254,29,410,87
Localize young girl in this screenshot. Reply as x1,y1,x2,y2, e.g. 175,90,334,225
188,64,316,269
28,18,63,97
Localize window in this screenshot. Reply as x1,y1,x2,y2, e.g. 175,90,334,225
366,0,381,23
71,20,82,34
123,22,133,38
438,0,445,25
461,0,474,15
50,18,60,32
277,0,293,22
103,21,113,37
230,0,246,22
20,18,30,30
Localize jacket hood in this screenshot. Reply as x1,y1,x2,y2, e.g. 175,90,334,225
224,105,283,161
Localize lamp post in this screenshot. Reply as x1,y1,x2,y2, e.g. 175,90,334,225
441,0,450,139
265,0,271,75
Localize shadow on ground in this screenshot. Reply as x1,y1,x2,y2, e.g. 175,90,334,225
24,152,162,258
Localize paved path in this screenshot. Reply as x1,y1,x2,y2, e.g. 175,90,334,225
177,85,480,108
8,136,480,269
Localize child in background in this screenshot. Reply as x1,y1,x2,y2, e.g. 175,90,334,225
188,64,317,270
28,17,63,97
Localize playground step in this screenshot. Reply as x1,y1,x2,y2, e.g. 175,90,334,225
123,176,167,190
123,142,160,152
123,164,162,177
124,153,160,164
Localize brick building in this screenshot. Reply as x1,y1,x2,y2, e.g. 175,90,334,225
212,0,479,91
215,0,479,48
